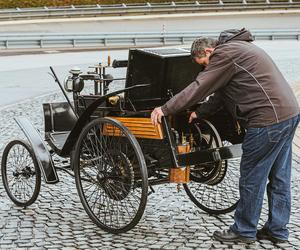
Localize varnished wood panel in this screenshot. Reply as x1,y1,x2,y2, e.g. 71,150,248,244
103,117,164,140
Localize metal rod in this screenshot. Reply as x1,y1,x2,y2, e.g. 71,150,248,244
55,166,91,182
162,116,179,168
49,66,78,118
148,178,169,186
55,166,73,177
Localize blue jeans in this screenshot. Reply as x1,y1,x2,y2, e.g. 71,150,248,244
230,114,300,240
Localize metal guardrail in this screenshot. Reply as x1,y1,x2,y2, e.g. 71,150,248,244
0,30,299,50
0,1,299,20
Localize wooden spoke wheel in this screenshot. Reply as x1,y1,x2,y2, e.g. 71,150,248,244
1,140,41,207
73,117,148,234
184,120,240,215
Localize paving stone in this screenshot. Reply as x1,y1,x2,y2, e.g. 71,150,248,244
0,82,300,249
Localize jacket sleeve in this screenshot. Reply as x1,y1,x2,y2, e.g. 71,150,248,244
195,91,224,118
161,50,235,116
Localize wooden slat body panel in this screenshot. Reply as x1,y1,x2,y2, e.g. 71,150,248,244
103,117,164,140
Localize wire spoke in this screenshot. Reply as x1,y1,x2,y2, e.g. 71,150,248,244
186,121,240,213
4,142,38,205
76,119,146,231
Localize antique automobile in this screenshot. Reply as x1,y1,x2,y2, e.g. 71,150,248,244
1,47,245,234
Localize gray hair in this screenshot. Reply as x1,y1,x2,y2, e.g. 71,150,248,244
190,37,218,58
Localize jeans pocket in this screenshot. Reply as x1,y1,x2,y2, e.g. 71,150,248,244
242,127,260,153
267,121,291,143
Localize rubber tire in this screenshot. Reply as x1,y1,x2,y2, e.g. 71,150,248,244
73,117,148,234
1,139,41,207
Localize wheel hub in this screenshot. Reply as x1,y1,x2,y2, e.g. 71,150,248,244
190,122,227,185
97,172,105,181
13,166,35,179
98,151,134,201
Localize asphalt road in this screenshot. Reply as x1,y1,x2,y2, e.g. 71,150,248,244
0,50,128,107
0,10,300,33
0,40,300,107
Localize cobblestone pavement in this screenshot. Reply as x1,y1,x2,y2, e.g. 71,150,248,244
0,90,300,250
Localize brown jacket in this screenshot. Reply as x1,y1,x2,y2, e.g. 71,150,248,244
161,29,299,128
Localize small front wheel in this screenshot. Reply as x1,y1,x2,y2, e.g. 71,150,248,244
1,140,41,207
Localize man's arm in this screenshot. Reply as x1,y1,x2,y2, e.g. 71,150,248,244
195,91,224,119
161,50,235,116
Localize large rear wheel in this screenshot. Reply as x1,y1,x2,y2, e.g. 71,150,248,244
184,120,240,214
73,117,148,233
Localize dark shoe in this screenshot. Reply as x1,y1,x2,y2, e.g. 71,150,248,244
213,229,256,243
257,228,288,244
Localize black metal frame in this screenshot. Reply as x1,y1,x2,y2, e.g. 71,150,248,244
15,60,244,186
16,66,152,183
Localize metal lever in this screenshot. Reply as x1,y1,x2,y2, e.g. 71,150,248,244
49,66,78,118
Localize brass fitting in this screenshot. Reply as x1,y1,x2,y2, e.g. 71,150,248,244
108,95,120,105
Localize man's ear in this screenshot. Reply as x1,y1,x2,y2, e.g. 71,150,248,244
205,48,214,54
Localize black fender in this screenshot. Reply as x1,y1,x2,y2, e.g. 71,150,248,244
15,117,59,184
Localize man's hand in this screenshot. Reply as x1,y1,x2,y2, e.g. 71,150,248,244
151,107,164,125
189,112,197,123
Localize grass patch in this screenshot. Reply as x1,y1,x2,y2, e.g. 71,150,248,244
0,0,194,9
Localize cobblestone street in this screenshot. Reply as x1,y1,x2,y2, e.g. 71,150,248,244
0,87,300,250
1,42,300,249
